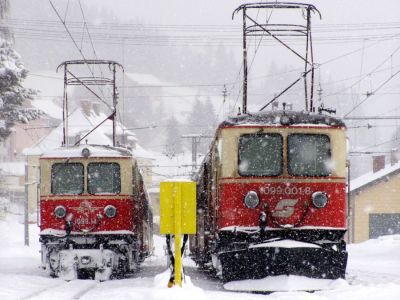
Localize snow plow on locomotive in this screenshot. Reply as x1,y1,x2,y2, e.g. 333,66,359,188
189,111,348,282
39,145,153,281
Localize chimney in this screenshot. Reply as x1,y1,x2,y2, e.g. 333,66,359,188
390,148,398,166
372,155,385,173
80,100,92,116
93,102,101,115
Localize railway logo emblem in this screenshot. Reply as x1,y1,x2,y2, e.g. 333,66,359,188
70,200,102,214
272,199,298,218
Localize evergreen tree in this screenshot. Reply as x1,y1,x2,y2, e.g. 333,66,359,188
0,0,38,141
198,97,216,153
185,95,216,154
0,0,10,40
164,116,183,159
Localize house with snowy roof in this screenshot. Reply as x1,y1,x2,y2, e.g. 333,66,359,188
23,100,154,218
349,154,400,243
0,101,58,213
0,161,26,209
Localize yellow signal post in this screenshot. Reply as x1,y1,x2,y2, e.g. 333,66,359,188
160,181,196,287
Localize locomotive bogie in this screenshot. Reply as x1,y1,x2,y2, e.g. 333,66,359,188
45,246,118,281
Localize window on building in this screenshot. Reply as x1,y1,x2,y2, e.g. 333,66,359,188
369,213,400,239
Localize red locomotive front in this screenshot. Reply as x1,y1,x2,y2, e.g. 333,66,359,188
190,111,348,282
39,145,153,280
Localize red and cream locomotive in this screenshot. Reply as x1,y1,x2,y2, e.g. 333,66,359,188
190,110,348,281
39,144,153,280
189,2,347,283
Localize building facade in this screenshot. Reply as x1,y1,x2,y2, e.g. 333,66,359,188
350,156,400,243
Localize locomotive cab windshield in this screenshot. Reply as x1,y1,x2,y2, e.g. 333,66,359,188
287,133,332,177
238,133,283,176
51,162,84,195
87,162,121,195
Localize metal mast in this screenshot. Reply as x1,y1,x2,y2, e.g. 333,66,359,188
233,2,321,113
56,60,124,147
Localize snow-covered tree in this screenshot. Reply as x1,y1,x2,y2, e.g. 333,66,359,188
164,116,183,158
185,96,216,153
0,0,38,141
0,1,8,20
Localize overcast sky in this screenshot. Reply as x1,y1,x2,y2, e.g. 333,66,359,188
82,0,400,78
85,0,400,26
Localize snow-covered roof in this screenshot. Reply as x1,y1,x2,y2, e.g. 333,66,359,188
220,111,346,128
132,143,155,160
85,109,136,137
23,107,112,156
350,161,400,192
30,99,62,120
41,144,132,159
125,73,166,86
23,105,155,161
0,162,26,176
125,72,220,124
23,71,64,119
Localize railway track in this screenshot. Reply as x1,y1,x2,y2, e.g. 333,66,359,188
22,280,98,300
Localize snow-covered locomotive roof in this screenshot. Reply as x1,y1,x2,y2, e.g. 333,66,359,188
41,144,133,159
219,111,346,128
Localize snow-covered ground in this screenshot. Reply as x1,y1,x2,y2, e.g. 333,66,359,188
1,214,400,300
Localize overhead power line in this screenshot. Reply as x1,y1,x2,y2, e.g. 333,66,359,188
326,43,400,98
48,0,112,112
344,69,400,117
4,17,400,31
6,16,400,47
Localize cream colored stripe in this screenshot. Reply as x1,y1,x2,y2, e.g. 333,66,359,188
41,194,132,200
220,177,346,184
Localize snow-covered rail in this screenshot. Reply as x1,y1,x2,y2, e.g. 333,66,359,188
21,280,98,300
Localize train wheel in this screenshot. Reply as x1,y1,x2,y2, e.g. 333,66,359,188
114,258,129,279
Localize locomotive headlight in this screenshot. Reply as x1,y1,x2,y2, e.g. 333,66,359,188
104,205,117,218
312,192,328,208
244,191,260,208
54,205,67,218
81,147,90,158
280,115,290,125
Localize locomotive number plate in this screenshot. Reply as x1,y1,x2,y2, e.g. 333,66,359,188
259,186,312,196
74,217,97,225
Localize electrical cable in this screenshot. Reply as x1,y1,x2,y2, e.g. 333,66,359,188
48,0,109,107
344,69,400,117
